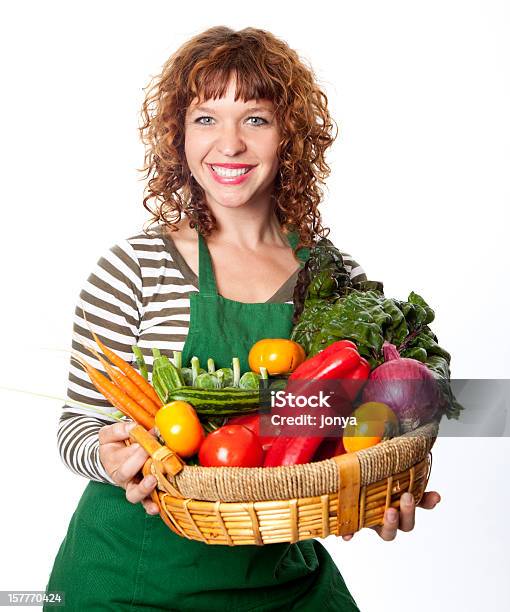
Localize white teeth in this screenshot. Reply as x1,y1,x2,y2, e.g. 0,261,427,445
211,165,251,177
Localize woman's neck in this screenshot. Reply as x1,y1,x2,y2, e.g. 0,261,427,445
205,202,287,250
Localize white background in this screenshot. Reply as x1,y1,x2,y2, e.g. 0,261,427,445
1,1,509,610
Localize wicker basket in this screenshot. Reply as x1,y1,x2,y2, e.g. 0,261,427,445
130,421,437,546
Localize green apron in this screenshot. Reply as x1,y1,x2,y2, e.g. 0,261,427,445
46,231,360,612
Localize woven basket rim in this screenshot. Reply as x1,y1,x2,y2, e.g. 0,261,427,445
180,420,438,474
159,420,439,503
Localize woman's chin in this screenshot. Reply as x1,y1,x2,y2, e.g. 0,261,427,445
208,195,256,210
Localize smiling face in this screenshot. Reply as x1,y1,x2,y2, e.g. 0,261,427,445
184,77,280,212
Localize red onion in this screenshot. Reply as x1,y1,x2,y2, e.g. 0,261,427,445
361,342,443,433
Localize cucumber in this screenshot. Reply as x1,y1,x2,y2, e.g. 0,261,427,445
165,387,261,415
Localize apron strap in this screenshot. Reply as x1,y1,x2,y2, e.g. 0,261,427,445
197,229,310,296
197,232,218,296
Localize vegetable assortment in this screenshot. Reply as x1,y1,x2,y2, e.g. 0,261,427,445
78,327,451,469
76,238,460,472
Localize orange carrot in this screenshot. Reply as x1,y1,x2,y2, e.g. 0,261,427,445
73,353,154,429
91,333,162,408
86,346,159,417
79,303,162,407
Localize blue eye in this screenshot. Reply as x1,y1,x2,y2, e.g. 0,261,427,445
193,115,268,126
247,116,268,126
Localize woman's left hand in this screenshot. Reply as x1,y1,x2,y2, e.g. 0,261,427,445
341,490,441,542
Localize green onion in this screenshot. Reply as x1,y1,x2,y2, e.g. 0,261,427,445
259,366,269,389
191,356,200,386
132,345,148,381
232,357,240,387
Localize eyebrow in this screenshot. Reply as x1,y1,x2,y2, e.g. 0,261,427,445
190,105,274,114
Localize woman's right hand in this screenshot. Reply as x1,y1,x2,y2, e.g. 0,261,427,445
98,421,160,515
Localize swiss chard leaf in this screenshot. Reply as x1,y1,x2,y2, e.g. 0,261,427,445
291,239,463,420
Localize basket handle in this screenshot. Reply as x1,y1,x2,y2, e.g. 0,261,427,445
332,452,361,536
128,424,184,477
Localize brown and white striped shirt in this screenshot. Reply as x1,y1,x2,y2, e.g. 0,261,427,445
58,225,367,484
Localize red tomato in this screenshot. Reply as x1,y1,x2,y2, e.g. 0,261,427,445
198,424,264,467
227,414,279,452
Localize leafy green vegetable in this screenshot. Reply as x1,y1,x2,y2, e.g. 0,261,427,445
291,238,462,420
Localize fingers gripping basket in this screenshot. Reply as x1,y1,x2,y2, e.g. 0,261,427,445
130,422,437,546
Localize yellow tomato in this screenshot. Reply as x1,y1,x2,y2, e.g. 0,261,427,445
248,338,306,375
155,401,204,458
342,402,399,453
343,435,383,453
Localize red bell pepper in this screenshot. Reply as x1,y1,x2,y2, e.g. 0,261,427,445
264,341,371,467
342,356,371,402
288,340,358,381
263,434,324,466
287,343,370,403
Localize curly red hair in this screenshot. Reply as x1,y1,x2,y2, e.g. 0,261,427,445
139,26,336,247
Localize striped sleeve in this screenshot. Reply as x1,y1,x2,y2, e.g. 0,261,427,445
57,238,143,484
58,413,117,484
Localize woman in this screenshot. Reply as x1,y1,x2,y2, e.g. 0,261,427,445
47,26,441,611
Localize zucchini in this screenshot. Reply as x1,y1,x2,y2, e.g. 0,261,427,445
165,387,261,415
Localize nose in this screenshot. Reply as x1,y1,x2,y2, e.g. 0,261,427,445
215,121,247,157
